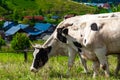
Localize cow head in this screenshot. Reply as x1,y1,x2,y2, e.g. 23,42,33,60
30,45,52,73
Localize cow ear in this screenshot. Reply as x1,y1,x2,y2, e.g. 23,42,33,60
91,23,98,31
62,28,68,35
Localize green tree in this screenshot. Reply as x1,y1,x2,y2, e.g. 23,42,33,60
11,33,30,62
0,36,5,49
13,9,19,21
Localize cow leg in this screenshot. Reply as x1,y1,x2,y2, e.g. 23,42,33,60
115,54,120,75
94,48,110,78
78,52,88,73
92,60,100,78
67,47,76,75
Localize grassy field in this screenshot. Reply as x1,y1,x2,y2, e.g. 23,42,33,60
0,53,120,80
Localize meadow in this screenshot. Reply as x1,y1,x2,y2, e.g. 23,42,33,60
0,53,120,80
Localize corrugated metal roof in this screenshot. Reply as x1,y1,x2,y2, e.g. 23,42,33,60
5,26,20,36
3,21,14,28
34,23,51,31
5,24,29,36
16,24,29,29
28,31,43,35
23,27,43,36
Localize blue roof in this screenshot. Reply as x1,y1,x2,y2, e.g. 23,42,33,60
34,23,51,32
3,21,13,28
23,27,43,36
28,31,43,35
16,24,29,29
5,26,20,36
51,16,59,19
5,24,29,36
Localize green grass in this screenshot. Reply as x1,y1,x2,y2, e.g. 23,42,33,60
0,53,119,80
5,0,38,10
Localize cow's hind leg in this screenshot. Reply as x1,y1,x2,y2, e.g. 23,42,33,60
115,54,120,75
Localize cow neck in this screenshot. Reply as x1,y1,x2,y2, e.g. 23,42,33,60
43,34,54,47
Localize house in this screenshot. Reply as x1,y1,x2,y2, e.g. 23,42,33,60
5,24,29,40
24,16,44,21
3,21,15,31
33,23,56,40
24,16,33,20
34,16,44,21
34,23,52,32
23,27,43,40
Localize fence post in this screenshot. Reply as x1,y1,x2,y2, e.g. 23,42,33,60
23,51,27,62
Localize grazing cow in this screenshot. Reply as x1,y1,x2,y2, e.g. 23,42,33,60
58,16,120,77
30,25,88,74
30,12,120,75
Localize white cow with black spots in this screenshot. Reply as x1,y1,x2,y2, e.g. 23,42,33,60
58,15,120,78
30,12,120,77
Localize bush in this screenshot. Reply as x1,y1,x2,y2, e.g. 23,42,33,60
11,33,30,51
0,36,5,49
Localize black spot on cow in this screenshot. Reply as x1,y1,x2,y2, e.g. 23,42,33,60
91,23,98,31
73,41,82,48
57,28,67,43
33,46,52,69
62,28,68,35
81,34,83,37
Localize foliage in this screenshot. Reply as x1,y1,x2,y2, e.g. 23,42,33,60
94,6,108,14
22,18,30,24
0,21,4,29
0,0,97,21
11,33,30,50
0,36,5,49
0,6,7,17
111,4,120,12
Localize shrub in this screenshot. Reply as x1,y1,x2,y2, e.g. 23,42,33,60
0,36,5,49
11,33,30,51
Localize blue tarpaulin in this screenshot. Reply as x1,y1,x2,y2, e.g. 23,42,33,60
5,24,29,36
34,23,51,31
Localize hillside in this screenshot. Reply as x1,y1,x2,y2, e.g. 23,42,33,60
0,0,96,20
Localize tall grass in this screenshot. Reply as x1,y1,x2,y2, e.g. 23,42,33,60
0,53,119,80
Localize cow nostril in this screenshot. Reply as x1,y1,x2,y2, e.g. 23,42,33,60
31,68,34,72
